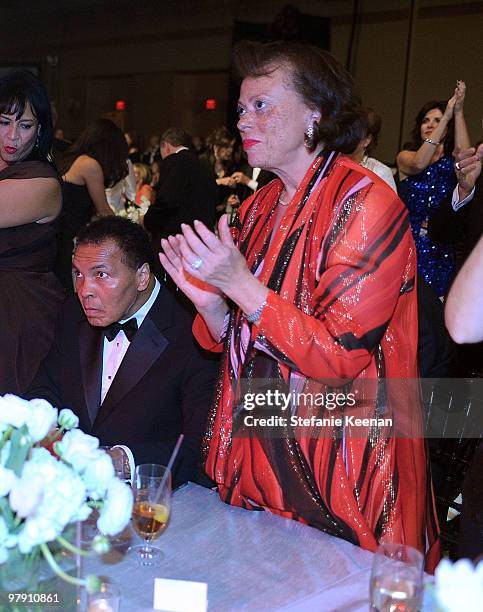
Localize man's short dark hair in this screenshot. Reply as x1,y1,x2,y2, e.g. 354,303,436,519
161,127,191,149
75,217,156,271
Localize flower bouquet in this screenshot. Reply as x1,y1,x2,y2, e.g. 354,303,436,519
430,558,483,612
117,195,150,224
0,394,133,601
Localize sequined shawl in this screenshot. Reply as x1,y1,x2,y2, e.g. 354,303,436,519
194,151,440,569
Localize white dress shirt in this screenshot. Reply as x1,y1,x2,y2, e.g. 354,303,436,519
101,278,160,403
451,185,475,211
247,167,262,192
361,156,397,193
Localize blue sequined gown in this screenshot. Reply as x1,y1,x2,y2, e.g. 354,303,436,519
398,155,456,297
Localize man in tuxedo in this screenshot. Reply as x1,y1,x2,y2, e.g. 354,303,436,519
231,166,276,200
143,127,217,249
27,217,218,486
429,144,483,266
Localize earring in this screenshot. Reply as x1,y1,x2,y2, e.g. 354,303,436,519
304,121,318,151
35,133,40,149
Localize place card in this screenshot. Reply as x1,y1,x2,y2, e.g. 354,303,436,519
153,578,208,612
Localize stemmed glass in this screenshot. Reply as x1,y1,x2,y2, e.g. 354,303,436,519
127,463,171,566
369,543,424,611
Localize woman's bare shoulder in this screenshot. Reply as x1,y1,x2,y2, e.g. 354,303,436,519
71,154,100,169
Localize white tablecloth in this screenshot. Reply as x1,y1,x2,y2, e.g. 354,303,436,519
84,483,375,611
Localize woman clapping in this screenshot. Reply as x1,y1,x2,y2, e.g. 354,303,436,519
161,42,439,569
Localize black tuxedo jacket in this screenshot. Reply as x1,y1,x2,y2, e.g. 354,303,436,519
428,174,483,264
27,284,219,486
234,164,277,203
144,149,217,244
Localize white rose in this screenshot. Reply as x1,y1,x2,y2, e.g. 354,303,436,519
82,451,115,500
17,451,88,541
54,429,99,472
0,516,17,563
435,558,483,612
0,394,31,429
0,466,17,497
9,473,44,518
17,515,59,554
97,478,133,536
29,446,56,465
25,398,58,442
72,502,92,523
57,408,79,430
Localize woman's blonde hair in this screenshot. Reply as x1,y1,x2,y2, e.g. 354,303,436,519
133,162,152,186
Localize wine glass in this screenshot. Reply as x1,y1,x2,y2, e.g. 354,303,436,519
127,463,171,566
369,543,424,612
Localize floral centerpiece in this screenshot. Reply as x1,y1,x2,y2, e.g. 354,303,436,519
0,394,133,594
117,196,150,224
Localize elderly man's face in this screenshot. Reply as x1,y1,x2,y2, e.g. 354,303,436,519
73,240,149,327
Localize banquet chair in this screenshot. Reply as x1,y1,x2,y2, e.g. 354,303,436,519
423,378,483,555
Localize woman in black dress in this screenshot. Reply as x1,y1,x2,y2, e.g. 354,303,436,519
56,119,128,288
0,70,64,395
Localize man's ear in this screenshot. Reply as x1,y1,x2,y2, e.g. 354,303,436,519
136,263,151,291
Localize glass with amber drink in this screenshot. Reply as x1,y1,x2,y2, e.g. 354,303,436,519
127,463,171,566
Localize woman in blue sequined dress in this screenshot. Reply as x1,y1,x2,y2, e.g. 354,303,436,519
397,81,470,297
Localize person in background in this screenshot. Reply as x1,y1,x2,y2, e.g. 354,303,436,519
144,127,217,250
56,118,127,288
445,146,483,345
0,70,64,394
191,135,206,157
105,157,136,214
150,158,161,189
133,162,155,206
397,81,470,297
124,130,141,163
429,144,483,267
231,143,277,202
444,153,483,560
349,107,397,192
199,127,239,218
142,134,160,165
161,40,440,569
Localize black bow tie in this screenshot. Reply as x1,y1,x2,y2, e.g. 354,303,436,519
103,318,138,342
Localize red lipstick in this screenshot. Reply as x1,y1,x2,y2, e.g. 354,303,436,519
242,139,260,150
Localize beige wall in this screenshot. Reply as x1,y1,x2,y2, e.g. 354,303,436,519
2,0,482,160
330,1,482,161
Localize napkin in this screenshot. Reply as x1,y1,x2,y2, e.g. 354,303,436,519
153,578,208,612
